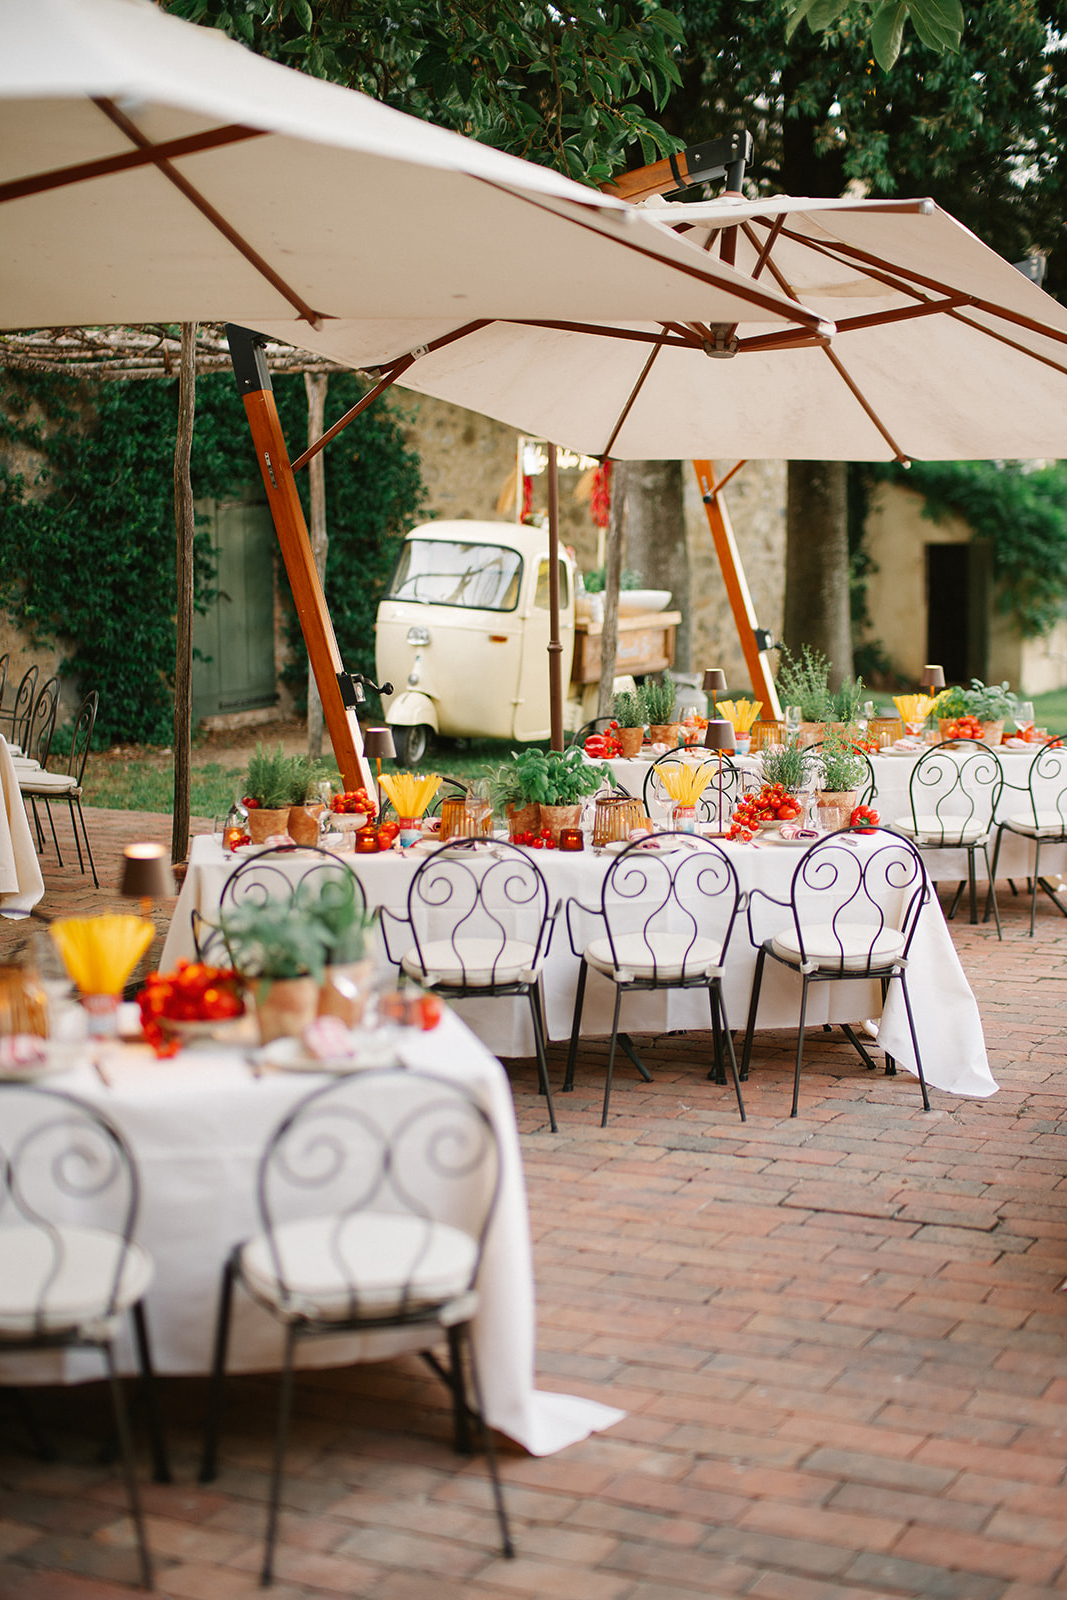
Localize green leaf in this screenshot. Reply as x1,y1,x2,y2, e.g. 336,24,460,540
784,0,826,43
907,0,962,53
871,2,908,71
805,0,851,32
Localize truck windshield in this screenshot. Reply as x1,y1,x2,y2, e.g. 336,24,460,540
385,540,523,612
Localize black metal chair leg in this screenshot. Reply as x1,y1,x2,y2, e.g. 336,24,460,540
1029,840,1042,935
841,1022,879,1072
42,796,64,866
946,879,965,920
445,1325,473,1455
262,1326,298,1586
984,826,1006,922
601,988,625,1127
878,977,897,1075
712,983,745,1121
526,985,558,1132
791,972,811,1118
981,844,1001,938
132,1302,171,1484
463,1329,514,1559
898,974,931,1111
74,796,99,886
617,1033,653,1082
563,961,588,1092
199,1253,238,1484
740,946,767,1082
104,1343,153,1591
966,846,979,924
7,1386,57,1461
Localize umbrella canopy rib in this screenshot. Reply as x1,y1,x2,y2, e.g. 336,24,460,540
0,118,266,204
820,344,907,462
602,333,669,459
93,98,323,328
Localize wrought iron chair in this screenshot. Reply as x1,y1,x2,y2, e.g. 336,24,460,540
987,737,1067,935
380,838,560,1131
15,677,60,850
198,1066,513,1583
4,663,38,750
0,1084,170,1589
563,833,746,1125
889,738,1003,934
0,652,9,717
206,843,367,968
804,738,878,808
641,748,742,831
17,690,99,885
740,830,931,1117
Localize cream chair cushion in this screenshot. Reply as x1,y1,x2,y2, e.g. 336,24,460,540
771,922,906,972
240,1212,478,1320
1002,810,1067,838
893,815,988,846
0,1226,153,1337
585,931,722,980
401,937,538,986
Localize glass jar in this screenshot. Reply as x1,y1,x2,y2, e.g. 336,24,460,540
223,799,250,852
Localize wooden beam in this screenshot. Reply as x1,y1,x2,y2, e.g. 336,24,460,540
693,461,782,719
227,326,373,794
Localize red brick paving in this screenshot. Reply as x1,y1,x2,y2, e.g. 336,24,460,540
1,813,1067,1596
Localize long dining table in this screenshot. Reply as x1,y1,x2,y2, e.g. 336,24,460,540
162,829,997,1102
0,1007,624,1458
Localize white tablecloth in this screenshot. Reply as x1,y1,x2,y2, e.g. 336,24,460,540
1,1010,623,1457
162,833,995,1100
0,735,44,918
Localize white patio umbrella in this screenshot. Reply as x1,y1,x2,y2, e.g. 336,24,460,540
248,193,1067,463
0,0,828,340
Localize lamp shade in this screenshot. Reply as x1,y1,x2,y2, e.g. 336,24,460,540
920,664,946,691
702,669,727,694
363,726,396,760
120,842,175,901
704,718,734,751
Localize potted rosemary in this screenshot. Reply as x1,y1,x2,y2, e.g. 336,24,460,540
218,896,331,1042
641,673,678,746
242,745,327,845
760,739,809,796
612,687,646,757
775,646,834,745
813,728,867,832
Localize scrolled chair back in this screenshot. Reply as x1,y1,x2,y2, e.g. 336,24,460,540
253,1066,500,1327
596,832,740,983
1021,736,1067,831
788,830,928,976
220,843,366,923
907,736,1003,840
399,837,551,988
0,1084,139,1339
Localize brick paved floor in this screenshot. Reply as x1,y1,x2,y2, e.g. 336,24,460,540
1,813,1066,1599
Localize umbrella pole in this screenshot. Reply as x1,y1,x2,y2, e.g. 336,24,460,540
547,444,564,751
225,325,373,795
694,461,782,720
172,321,196,870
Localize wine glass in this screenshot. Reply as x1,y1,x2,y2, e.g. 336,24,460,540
785,705,802,742
1013,701,1035,737
465,779,493,837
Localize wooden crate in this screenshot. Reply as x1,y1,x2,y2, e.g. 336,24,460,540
571,611,681,687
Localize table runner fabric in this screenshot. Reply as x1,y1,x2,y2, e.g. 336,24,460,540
163,833,996,1101
0,1011,624,1457
0,735,44,917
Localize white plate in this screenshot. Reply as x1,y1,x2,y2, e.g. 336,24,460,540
761,830,824,846
255,1037,363,1074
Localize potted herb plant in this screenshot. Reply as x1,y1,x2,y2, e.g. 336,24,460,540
775,645,834,745
218,896,331,1042
641,673,678,746
489,746,610,842
760,738,809,796
612,687,646,757
242,745,327,845
937,679,1016,746
813,728,867,831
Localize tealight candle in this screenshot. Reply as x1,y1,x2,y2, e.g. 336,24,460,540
354,825,380,853
559,827,584,852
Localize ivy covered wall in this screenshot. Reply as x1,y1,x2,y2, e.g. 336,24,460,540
0,370,425,745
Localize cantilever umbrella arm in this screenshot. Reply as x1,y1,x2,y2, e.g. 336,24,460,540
226,324,375,795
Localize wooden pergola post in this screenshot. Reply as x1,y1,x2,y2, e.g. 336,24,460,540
694,460,782,719
226,325,373,794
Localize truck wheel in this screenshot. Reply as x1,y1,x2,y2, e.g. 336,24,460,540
396,724,430,767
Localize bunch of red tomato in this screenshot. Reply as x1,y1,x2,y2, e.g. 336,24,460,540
137,961,244,1057
728,783,804,842
331,787,377,815
945,715,984,741
512,827,559,849
584,722,623,759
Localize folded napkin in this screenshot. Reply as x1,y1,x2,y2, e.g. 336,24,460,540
778,824,822,840
892,738,924,752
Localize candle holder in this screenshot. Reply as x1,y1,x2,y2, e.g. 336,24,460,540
354,824,380,854
559,827,584,852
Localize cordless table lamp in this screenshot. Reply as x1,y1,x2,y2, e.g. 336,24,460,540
120,842,175,918
702,668,727,718
704,717,734,833
362,726,396,814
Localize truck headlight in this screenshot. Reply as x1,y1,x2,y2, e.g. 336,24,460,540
406,625,431,646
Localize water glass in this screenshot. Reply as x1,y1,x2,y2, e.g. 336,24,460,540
785,705,802,740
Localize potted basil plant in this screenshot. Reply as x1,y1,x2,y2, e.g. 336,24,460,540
489,746,610,842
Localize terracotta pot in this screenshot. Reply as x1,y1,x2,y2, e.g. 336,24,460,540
798,721,825,749
254,976,320,1043
815,789,858,833
648,722,680,748
506,800,540,840
318,959,376,1029
287,805,321,847
539,802,582,844
616,725,645,758
247,807,290,844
